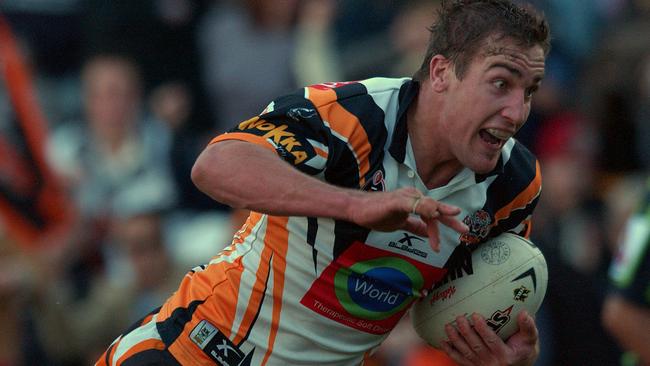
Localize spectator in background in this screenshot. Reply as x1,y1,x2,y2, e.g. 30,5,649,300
31,210,185,365
47,53,176,291
387,0,441,78
602,177,650,366
530,97,622,365
0,238,51,365
197,0,302,133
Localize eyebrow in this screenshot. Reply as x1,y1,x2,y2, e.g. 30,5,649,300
488,63,544,83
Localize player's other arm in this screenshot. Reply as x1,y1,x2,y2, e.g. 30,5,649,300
191,140,468,245
602,295,650,364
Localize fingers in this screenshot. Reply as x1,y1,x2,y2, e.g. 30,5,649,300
402,217,428,237
472,313,506,356
443,317,482,365
438,214,470,234
515,310,538,344
425,215,441,252
442,314,501,365
403,193,468,252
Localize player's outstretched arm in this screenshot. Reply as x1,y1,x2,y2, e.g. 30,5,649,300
191,140,468,247
602,295,650,364
440,311,539,366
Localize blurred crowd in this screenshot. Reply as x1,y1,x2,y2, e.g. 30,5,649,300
0,0,649,365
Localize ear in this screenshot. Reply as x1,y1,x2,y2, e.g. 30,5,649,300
428,55,452,92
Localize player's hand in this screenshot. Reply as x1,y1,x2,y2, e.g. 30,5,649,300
347,187,469,252
440,311,539,366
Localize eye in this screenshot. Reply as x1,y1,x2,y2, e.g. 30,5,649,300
525,86,539,99
492,79,507,90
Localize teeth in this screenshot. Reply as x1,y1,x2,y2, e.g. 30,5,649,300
486,128,511,140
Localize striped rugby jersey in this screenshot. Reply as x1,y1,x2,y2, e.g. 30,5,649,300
153,77,542,365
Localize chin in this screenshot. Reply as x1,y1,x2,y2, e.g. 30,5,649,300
467,157,499,174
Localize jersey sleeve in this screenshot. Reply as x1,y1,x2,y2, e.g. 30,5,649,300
210,91,332,176
489,142,542,240
210,82,383,188
608,185,650,307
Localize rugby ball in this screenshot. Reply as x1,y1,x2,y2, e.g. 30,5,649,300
411,232,548,348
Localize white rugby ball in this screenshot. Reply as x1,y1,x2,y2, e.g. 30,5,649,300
411,232,548,348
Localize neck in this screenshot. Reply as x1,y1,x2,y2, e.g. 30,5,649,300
407,81,463,189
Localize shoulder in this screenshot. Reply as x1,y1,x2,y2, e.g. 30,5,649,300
501,139,540,184
302,77,411,108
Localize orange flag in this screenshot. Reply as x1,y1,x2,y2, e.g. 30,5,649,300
0,15,74,249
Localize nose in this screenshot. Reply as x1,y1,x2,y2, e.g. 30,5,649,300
500,90,528,127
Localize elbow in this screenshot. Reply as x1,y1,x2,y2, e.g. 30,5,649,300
191,144,223,196
190,155,209,193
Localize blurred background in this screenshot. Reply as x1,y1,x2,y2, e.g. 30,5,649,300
0,0,648,365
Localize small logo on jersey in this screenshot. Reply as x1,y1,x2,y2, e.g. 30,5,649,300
480,240,511,265
460,210,492,245
513,286,530,302
190,320,217,349
237,118,308,164
362,170,386,192
486,305,513,334
190,320,254,366
287,107,317,121
388,232,427,258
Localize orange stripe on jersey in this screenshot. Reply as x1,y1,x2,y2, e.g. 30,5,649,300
96,338,119,366
232,223,275,344
314,146,328,159
209,132,276,151
306,85,337,108
307,86,371,186
229,211,263,248
322,101,372,186
219,258,245,338
492,160,541,234
115,339,165,366
261,216,290,366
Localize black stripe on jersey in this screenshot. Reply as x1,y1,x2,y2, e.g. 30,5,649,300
324,137,362,188
239,253,273,346
157,300,205,345
335,84,389,187
332,221,371,260
121,349,182,366
307,217,319,273
476,154,505,183
104,341,116,365
489,196,539,237
388,81,419,163
330,81,368,100
483,142,538,218
122,306,162,335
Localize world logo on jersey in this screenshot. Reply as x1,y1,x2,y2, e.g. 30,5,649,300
301,240,446,334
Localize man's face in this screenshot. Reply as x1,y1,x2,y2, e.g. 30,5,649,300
440,38,545,174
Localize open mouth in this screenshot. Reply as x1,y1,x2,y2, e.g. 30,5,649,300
479,128,510,148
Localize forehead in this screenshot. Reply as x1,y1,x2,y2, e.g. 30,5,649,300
472,38,546,79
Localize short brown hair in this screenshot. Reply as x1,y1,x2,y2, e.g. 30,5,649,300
413,0,550,81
